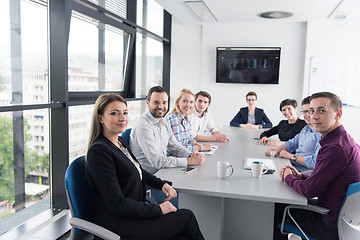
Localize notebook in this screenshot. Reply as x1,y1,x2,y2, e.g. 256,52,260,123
244,158,277,171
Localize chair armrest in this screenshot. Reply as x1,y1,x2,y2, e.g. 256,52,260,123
280,204,330,240
69,218,120,240
286,204,329,215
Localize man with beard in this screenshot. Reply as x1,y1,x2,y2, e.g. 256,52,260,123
130,86,205,175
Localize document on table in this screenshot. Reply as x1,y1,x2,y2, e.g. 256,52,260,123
201,145,218,155
244,158,277,171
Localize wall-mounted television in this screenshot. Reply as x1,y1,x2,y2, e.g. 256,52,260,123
216,47,281,84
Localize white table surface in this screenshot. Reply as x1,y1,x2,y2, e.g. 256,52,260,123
157,126,306,205
156,126,307,240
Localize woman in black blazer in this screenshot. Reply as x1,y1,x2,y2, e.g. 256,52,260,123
86,93,204,240
230,91,272,129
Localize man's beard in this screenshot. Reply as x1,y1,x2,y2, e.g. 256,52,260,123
150,108,166,118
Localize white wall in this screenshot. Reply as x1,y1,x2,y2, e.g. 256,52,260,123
303,19,360,142
170,19,360,143
171,21,307,126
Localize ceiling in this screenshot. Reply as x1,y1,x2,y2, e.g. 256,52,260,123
155,0,360,25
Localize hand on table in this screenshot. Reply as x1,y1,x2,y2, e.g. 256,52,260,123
265,147,278,156
200,143,213,151
240,123,258,129
214,133,229,142
259,136,269,144
187,152,205,165
280,165,302,181
266,140,283,146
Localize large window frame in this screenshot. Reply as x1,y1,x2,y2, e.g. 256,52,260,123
0,0,171,229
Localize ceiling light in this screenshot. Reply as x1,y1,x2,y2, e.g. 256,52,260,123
258,11,293,19
185,0,217,22
328,0,360,19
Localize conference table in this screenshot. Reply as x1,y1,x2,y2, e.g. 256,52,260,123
156,126,307,240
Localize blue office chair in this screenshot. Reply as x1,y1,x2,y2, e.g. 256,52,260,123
279,182,360,240
65,156,120,240
121,128,131,144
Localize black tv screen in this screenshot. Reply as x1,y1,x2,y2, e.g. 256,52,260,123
216,47,281,84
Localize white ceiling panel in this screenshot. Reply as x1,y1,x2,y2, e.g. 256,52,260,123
155,0,360,24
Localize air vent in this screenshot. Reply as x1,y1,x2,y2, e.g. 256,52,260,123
258,11,293,19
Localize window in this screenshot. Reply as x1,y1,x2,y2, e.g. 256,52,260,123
0,0,50,235
68,105,93,162
0,110,50,234
137,0,164,37
0,0,171,237
136,33,163,98
0,0,49,107
68,13,131,92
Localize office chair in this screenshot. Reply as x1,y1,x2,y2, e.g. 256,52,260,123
65,156,120,240
121,128,131,144
338,182,360,240
279,182,360,240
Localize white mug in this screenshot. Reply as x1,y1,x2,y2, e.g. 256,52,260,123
251,161,268,178
217,161,234,179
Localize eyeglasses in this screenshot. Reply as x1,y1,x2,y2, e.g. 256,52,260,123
246,99,256,102
300,110,310,115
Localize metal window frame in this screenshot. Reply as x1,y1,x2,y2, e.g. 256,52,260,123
0,0,171,214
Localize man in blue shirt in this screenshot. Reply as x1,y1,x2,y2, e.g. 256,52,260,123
265,96,321,171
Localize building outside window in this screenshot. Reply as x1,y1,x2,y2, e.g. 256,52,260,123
0,0,170,236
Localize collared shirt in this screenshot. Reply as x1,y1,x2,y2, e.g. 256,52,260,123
283,125,321,171
190,110,218,136
285,125,360,222
166,113,196,152
130,110,190,174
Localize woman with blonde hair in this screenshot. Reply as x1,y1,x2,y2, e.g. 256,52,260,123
167,89,212,152
86,93,204,240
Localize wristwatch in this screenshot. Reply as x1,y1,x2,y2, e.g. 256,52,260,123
291,154,298,162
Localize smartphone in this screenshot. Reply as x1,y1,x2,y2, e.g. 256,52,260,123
179,167,196,173
264,169,275,175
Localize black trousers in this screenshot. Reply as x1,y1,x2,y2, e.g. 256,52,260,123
122,209,204,240
273,203,339,240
